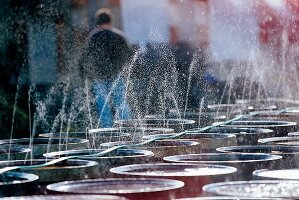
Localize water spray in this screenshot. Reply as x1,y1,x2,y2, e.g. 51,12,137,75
0,107,293,175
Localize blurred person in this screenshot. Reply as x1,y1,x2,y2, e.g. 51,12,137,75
168,0,210,110
258,2,284,64
80,8,132,127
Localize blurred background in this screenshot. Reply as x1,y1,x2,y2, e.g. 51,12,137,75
1,0,299,138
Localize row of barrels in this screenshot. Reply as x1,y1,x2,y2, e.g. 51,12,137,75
2,100,299,199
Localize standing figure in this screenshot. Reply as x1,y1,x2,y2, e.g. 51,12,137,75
80,8,132,127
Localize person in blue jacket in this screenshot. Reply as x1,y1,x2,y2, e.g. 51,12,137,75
80,8,132,127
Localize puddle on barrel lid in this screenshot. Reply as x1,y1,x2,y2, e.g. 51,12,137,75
254,169,299,180
111,164,236,176
46,178,185,194
203,180,299,198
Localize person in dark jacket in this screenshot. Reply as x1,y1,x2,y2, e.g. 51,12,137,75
81,8,132,127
